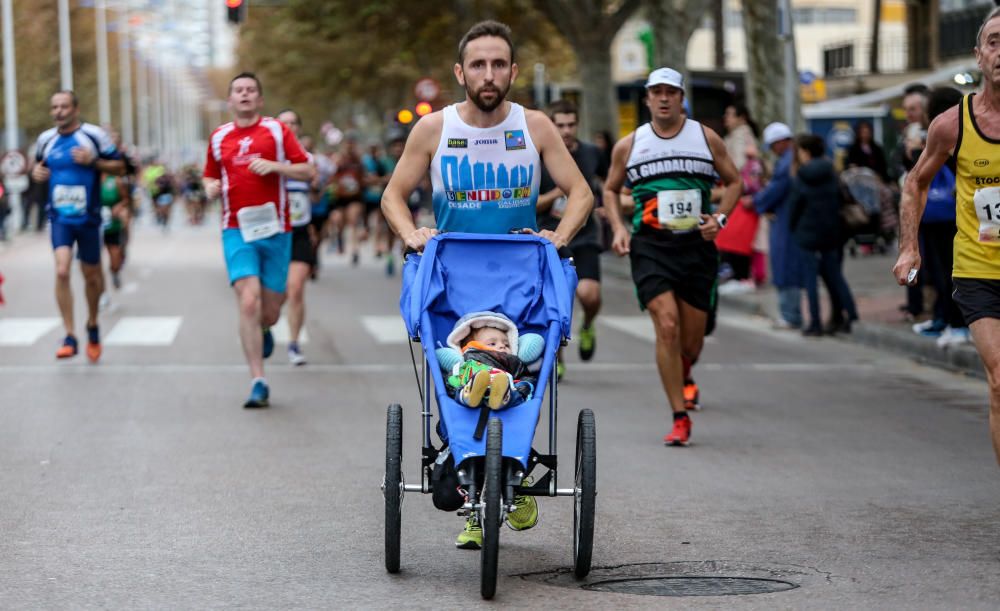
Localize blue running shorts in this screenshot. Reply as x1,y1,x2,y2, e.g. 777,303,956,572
51,220,102,265
222,228,292,293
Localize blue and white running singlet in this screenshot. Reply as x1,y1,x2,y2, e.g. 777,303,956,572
430,103,541,234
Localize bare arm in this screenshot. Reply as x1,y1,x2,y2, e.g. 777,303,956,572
536,187,565,214
602,133,634,256
381,113,442,250
529,111,593,248
95,158,125,176
892,107,958,285
248,158,315,181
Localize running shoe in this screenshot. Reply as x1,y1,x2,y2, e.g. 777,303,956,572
488,373,511,409
56,335,78,359
556,361,565,382
86,325,101,363
262,327,274,359
913,318,947,337
507,479,538,531
664,414,692,446
578,325,596,361
460,370,491,407
244,379,270,408
937,326,972,349
455,515,483,550
683,378,700,411
288,342,307,366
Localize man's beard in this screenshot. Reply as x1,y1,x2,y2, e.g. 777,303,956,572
467,81,509,112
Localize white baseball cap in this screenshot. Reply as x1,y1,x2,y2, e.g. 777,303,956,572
762,122,794,147
645,67,684,90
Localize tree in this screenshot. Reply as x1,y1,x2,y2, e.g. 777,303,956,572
642,0,712,92
742,0,801,131
536,0,641,138
235,0,576,136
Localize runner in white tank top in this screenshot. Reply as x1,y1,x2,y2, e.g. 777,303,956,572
380,21,593,254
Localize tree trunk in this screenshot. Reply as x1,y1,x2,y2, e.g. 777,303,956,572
644,0,711,96
577,44,616,140
743,0,792,130
870,0,882,74
713,0,725,69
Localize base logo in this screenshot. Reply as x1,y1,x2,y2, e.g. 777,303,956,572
505,130,526,151
447,138,467,149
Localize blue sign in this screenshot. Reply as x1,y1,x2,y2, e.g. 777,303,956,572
800,70,817,85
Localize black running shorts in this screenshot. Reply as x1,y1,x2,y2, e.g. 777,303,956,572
629,233,718,312
952,277,1000,325
291,225,316,266
570,245,601,282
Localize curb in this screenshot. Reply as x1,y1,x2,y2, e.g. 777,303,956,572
602,254,985,379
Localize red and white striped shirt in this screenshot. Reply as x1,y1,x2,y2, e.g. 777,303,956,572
203,116,308,231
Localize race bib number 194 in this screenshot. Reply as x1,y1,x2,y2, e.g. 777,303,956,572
657,189,700,232
973,187,1000,243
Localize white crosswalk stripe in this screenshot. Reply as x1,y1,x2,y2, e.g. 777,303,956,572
104,317,183,346
599,315,654,342
0,317,62,346
360,315,410,344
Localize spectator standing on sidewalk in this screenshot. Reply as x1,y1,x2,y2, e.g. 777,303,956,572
911,86,969,347
789,134,859,336
846,120,890,183
716,104,762,288
755,123,804,329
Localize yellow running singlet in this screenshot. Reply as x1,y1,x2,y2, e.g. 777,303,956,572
955,93,1000,278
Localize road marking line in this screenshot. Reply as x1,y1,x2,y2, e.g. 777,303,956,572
0,318,61,346
270,315,309,344
361,315,409,344
0,362,876,375
104,317,183,346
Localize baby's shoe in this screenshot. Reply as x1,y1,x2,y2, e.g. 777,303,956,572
488,373,512,409
460,370,491,407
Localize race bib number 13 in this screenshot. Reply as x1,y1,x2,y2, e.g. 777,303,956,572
657,189,700,231
973,187,1000,243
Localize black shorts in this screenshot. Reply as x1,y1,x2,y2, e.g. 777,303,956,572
629,233,718,312
103,230,123,246
952,277,1000,325
291,226,316,265
570,244,601,282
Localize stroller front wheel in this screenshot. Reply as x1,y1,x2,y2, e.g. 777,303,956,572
480,418,502,599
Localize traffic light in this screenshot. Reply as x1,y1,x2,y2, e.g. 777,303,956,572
397,109,414,124
415,102,432,117
227,0,246,25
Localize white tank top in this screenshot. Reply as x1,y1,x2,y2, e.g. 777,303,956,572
430,102,541,233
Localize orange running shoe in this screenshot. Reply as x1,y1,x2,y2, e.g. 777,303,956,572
683,378,700,411
85,325,101,363
664,415,692,446
56,335,78,359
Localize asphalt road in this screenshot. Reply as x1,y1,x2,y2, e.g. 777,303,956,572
0,217,998,609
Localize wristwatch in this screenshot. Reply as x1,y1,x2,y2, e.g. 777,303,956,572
714,213,728,228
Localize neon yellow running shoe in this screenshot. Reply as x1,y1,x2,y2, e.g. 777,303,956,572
578,325,596,361
506,493,538,531
455,515,482,549
556,361,566,382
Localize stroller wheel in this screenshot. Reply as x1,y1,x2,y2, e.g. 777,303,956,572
574,409,597,578
480,418,502,599
384,404,403,573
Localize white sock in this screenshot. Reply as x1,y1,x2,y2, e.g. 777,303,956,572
252,377,267,387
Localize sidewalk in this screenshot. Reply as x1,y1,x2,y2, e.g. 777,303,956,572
603,247,985,379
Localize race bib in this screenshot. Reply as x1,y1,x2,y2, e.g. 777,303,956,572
339,175,359,194
657,189,700,231
100,205,113,228
551,196,568,219
288,191,312,226
237,202,281,242
974,187,1000,243
52,185,87,217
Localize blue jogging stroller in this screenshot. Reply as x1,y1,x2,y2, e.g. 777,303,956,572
383,233,597,599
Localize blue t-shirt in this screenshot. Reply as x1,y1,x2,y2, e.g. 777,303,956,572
35,123,120,225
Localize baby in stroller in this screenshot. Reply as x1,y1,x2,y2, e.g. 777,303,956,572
435,311,545,417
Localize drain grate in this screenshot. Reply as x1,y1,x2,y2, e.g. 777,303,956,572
583,576,798,597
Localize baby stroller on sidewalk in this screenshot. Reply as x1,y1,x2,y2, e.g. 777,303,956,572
840,166,898,255
383,233,596,599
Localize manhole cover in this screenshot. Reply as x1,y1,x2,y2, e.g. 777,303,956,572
583,576,798,597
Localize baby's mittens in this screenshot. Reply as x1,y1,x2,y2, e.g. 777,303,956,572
518,333,545,364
